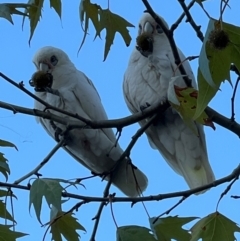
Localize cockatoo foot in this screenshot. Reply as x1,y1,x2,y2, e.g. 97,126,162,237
45,87,60,96
140,102,151,112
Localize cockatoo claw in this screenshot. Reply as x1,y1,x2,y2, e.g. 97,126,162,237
45,87,60,96
140,102,151,112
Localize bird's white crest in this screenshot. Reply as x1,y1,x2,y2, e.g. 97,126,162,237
32,46,148,197
123,13,215,193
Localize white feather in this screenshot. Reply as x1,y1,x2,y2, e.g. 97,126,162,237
123,13,215,193
32,46,148,197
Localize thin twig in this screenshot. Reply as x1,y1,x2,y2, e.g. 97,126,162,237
153,196,186,223
216,173,239,210
89,180,111,241
177,0,204,41
170,0,196,32
231,77,240,121
109,194,118,228
14,138,66,185
142,0,192,87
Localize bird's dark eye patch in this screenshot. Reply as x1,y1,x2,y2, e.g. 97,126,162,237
50,55,58,66
156,24,163,34
139,24,142,30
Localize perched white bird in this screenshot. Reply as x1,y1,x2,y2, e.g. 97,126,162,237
31,46,148,196
123,13,215,192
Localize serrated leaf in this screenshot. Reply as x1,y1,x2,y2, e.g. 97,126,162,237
50,212,85,241
0,200,15,222
0,224,28,240
0,153,10,181
0,189,17,199
98,9,134,60
22,0,44,44
150,216,198,241
29,178,63,223
168,76,215,133
194,68,221,120
0,3,29,24
79,0,101,52
50,0,61,19
196,19,240,119
117,225,156,241
0,139,18,150
190,212,240,241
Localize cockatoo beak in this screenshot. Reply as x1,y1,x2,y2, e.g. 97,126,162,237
143,21,154,34
39,62,50,72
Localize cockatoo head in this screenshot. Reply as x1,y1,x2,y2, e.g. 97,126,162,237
32,46,71,73
138,12,168,36
136,13,169,57
31,46,75,90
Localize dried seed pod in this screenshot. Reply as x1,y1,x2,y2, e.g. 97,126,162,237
208,29,229,50
29,71,53,89
136,33,153,52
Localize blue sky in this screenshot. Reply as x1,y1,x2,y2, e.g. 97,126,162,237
1,0,240,240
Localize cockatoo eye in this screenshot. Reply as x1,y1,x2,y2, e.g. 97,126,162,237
50,55,58,66
156,24,163,34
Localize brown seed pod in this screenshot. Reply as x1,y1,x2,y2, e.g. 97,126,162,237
136,33,153,52
208,29,229,50
30,71,53,89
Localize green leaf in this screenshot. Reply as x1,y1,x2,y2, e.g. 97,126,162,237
0,189,17,199
50,0,61,19
0,152,10,181
190,212,240,241
168,79,215,134
23,0,44,44
196,18,240,119
50,212,85,241
0,224,28,240
117,225,156,241
79,0,101,51
193,68,221,120
98,9,134,60
0,200,15,222
0,3,29,24
0,139,18,150
150,216,198,241
29,178,63,223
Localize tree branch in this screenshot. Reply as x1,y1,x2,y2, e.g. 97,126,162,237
13,138,66,185
1,164,239,203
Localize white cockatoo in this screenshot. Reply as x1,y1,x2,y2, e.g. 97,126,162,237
31,46,148,196
123,13,215,192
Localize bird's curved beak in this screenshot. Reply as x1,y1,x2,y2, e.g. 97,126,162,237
39,62,50,72
143,21,154,34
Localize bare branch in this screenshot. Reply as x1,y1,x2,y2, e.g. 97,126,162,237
231,77,240,121
142,0,192,87
13,138,66,185
177,0,204,41
170,0,196,32
153,196,186,223
1,164,239,204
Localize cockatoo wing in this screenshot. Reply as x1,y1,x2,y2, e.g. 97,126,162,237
123,20,215,192
34,49,147,196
